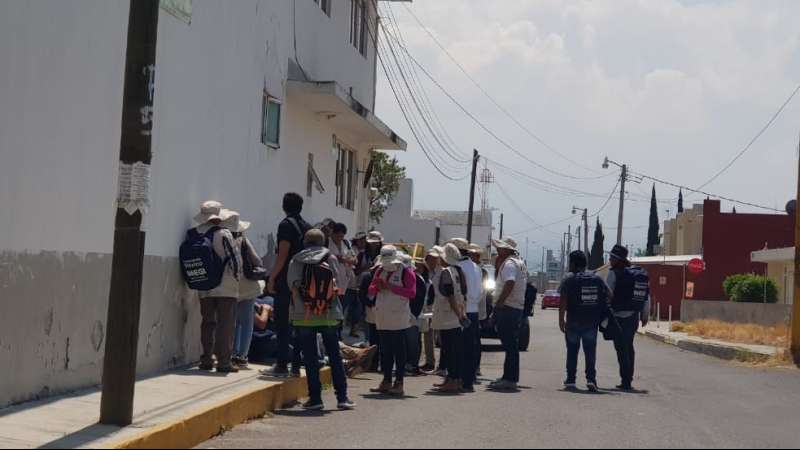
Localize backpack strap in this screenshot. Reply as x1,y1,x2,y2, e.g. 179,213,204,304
287,217,303,237
220,233,240,281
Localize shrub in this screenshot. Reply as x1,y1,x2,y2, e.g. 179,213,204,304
723,274,750,299
729,275,778,304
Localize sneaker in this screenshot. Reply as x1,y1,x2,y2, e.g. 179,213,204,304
587,381,599,393
616,383,633,391
303,400,324,411
490,380,518,391
198,363,214,371
564,380,577,390
217,366,239,374
337,399,357,410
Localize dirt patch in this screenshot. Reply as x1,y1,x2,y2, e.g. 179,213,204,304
671,320,790,348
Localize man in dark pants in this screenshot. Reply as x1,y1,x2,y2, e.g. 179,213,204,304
606,245,650,391
266,193,311,377
489,238,528,392
559,251,610,392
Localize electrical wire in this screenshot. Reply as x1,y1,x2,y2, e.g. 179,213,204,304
588,177,621,218
696,81,800,190
401,3,605,176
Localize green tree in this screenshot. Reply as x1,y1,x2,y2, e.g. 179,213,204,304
678,189,684,214
589,218,605,270
646,184,661,256
369,152,406,224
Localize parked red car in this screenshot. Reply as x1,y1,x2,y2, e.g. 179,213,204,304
541,290,561,310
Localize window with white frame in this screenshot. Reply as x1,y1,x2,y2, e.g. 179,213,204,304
335,139,358,210
350,0,368,57
313,0,331,17
261,94,281,148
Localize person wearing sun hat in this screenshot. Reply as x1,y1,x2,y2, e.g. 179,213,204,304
196,205,243,374
446,239,482,392
489,237,528,391
222,211,266,370
368,246,417,397
418,246,442,372
468,243,489,380
431,243,468,393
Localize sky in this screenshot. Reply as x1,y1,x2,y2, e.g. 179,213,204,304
373,0,800,268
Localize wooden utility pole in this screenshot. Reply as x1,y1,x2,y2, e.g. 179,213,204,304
499,213,504,239
617,164,627,246
793,135,800,364
100,0,160,426
466,149,479,243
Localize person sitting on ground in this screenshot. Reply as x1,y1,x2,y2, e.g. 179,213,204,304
559,250,611,393
287,229,355,411
368,246,416,397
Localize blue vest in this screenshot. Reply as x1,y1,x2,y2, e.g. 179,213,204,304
566,272,608,323
612,266,650,312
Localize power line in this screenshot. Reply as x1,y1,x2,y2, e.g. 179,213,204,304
589,177,621,218
401,3,605,176
379,23,611,182
696,81,800,190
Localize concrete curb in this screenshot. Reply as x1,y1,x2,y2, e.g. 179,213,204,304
108,369,331,450
639,329,776,363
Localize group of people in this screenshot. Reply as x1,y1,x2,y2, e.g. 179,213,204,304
558,245,650,392
182,192,649,413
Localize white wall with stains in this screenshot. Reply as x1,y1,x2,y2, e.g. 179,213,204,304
0,0,387,407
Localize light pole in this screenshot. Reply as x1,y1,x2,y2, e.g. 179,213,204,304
603,157,628,246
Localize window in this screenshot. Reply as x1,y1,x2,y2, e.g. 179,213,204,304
350,0,368,57
307,153,325,197
335,139,358,210
313,0,331,17
261,94,281,148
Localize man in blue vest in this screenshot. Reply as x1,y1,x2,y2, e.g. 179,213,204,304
559,250,610,392
606,245,651,391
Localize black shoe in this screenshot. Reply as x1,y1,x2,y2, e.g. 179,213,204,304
291,367,302,378
217,366,239,374
564,380,577,390
303,400,324,411
263,364,289,377
616,383,633,391
587,381,599,393
198,363,214,371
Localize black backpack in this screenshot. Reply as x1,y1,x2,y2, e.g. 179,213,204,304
241,239,268,281
567,272,608,322
410,273,427,318
612,266,650,312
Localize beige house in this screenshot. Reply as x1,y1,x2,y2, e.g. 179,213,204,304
663,203,704,256
751,247,795,305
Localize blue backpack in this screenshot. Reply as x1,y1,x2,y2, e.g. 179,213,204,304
180,227,229,291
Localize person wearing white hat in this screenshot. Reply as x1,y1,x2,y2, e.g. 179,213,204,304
195,204,243,374
431,244,468,393
222,211,266,370
468,244,489,381
489,237,528,391
367,246,417,397
418,247,442,372
446,239,483,393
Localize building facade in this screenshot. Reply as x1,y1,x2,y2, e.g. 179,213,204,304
0,0,405,407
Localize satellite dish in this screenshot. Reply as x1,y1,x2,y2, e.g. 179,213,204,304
786,200,796,216
363,159,375,189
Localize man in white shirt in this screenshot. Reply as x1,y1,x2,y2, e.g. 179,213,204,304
489,238,528,391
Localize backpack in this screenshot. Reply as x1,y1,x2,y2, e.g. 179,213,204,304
612,266,650,312
299,258,337,319
241,239,268,281
180,227,229,291
410,273,427,318
567,272,608,323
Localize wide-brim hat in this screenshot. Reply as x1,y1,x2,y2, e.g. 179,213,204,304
442,243,462,266
447,238,470,251
468,244,484,255
426,246,443,259
193,201,223,224
492,237,519,252
609,245,630,263
367,231,384,244
352,231,368,241
220,210,250,233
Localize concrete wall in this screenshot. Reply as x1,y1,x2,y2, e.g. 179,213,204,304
681,300,792,326
379,179,439,247
0,0,384,407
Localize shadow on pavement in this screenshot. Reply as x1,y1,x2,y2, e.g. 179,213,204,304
361,393,419,400
274,409,331,418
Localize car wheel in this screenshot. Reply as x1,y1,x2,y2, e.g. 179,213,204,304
519,320,531,352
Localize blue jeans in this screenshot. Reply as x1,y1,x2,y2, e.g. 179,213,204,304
461,313,480,389
613,315,639,386
566,324,599,383
495,306,523,383
233,299,256,359
296,326,349,404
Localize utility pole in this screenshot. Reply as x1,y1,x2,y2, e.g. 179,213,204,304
793,133,800,364
467,149,479,243
100,0,160,426
499,213,504,239
567,225,572,256
603,158,628,246
583,212,589,254
577,227,581,254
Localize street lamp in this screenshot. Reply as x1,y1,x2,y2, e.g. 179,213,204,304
572,206,589,254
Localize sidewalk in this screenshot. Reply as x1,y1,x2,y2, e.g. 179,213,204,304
0,363,328,449
639,324,784,363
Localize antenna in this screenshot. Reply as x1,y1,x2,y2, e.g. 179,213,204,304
479,159,495,215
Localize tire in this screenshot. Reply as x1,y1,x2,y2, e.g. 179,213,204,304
519,320,531,352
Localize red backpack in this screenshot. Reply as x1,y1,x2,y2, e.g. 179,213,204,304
300,260,337,319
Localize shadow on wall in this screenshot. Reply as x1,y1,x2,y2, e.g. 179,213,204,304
0,250,202,408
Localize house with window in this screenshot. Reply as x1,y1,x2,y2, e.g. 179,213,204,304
0,0,406,407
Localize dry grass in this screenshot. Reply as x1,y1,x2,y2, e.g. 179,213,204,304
671,320,790,348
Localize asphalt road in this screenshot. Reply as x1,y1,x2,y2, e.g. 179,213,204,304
199,310,800,449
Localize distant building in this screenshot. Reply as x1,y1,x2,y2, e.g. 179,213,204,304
751,247,795,305
378,179,494,256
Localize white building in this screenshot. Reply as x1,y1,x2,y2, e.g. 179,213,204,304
0,0,406,407
378,179,494,255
